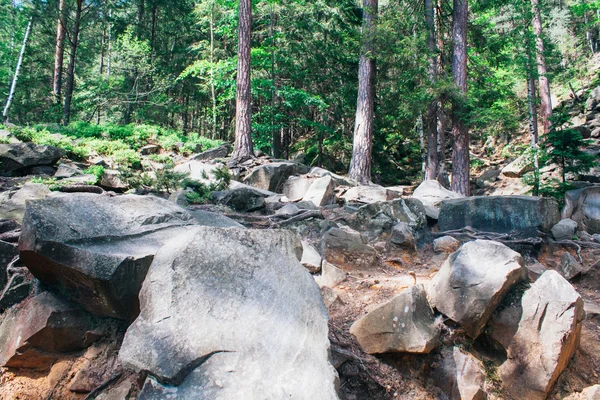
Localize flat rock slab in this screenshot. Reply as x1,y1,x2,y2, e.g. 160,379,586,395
19,193,197,319
412,180,464,219
350,285,440,354
0,292,94,370
0,143,64,176
499,271,584,400
321,227,376,271
119,226,338,400
428,240,524,338
438,196,560,236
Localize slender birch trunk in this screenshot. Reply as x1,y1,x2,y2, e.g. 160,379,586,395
3,17,32,122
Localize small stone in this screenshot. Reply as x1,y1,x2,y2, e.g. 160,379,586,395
315,261,348,289
300,241,322,273
389,222,416,250
551,219,579,241
432,236,460,253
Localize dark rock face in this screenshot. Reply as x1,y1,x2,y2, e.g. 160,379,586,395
190,143,231,161
119,226,338,400
0,292,94,370
218,186,266,212
19,194,197,319
0,240,18,289
563,186,600,234
0,143,64,176
438,196,560,236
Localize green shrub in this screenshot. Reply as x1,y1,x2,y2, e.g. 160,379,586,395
112,149,141,168
84,165,105,183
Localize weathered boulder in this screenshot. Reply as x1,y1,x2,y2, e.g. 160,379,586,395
174,160,223,184
428,240,524,338
0,183,52,223
190,143,231,161
438,196,560,236
501,154,533,178
552,218,579,241
487,300,522,350
0,292,94,370
321,227,377,271
412,180,464,219
563,186,600,234
350,285,440,354
315,261,347,289
19,194,197,319
309,166,358,187
99,169,127,190
54,163,83,179
433,236,460,253
499,271,584,400
476,168,501,188
301,241,322,273
434,347,487,400
524,256,547,281
351,198,426,239
119,226,338,400
187,209,245,228
0,143,64,176
303,176,335,207
282,175,317,201
564,385,600,400
244,161,310,192
559,252,589,280
341,185,400,204
389,222,416,250
218,186,266,212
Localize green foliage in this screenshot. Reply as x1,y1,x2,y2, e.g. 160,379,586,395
83,165,105,183
155,167,190,193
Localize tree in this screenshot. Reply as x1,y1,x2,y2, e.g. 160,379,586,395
348,0,377,184
53,0,66,103
450,0,470,195
531,0,552,133
63,0,83,125
424,0,438,181
231,0,254,162
3,16,32,122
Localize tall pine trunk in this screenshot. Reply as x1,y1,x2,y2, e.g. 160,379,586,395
63,0,83,126
425,0,438,181
3,17,32,122
526,34,540,195
232,0,254,161
348,0,377,184
450,0,470,196
53,0,66,103
531,0,552,133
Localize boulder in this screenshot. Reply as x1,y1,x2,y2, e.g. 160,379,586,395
174,160,222,184
275,203,302,217
476,168,501,188
0,143,64,176
54,163,83,179
218,186,266,212
244,161,310,192
487,300,522,350
438,196,560,236
139,144,160,155
303,176,335,207
0,292,94,370
118,226,338,400
349,285,440,354
309,167,358,187
19,194,197,319
187,209,245,228
341,185,399,204
432,236,460,253
282,175,317,201
523,256,547,282
434,347,487,400
563,186,600,234
301,241,322,273
315,261,347,289
0,241,18,288
564,385,600,400
559,252,588,280
389,222,416,250
190,143,231,161
428,240,524,338
100,169,127,190
412,180,464,219
499,271,585,400
0,272,32,310
321,227,377,271
552,218,579,241
501,154,533,178
0,183,52,223
352,198,426,239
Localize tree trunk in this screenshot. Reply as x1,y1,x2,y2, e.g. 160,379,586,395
63,0,83,126
348,0,377,184
526,36,540,195
232,0,254,161
53,0,66,103
531,0,552,133
210,0,217,139
450,0,470,196
3,17,32,122
425,0,439,181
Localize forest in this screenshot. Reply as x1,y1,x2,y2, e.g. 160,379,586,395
0,0,598,191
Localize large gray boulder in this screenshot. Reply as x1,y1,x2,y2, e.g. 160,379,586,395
190,143,231,161
321,227,377,271
0,292,94,370
351,198,426,240
499,271,584,400
0,183,52,223
552,218,579,241
341,185,399,204
303,176,335,207
563,186,600,234
501,154,533,178
349,285,440,354
19,194,197,319
428,240,524,338
434,347,488,400
174,160,223,185
438,196,560,236
0,143,64,176
282,175,316,201
119,226,338,400
244,161,310,192
412,180,463,219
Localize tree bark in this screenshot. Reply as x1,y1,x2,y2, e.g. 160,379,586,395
531,0,552,133
348,0,377,184
3,17,32,122
425,0,439,180
526,35,540,195
63,0,83,126
450,0,470,195
53,0,66,103
232,0,254,161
